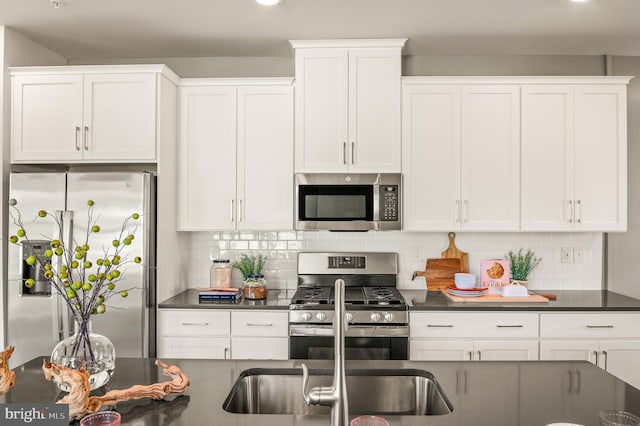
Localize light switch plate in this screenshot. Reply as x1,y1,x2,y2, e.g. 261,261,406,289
561,247,574,263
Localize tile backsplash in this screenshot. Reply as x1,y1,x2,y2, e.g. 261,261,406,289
186,231,603,291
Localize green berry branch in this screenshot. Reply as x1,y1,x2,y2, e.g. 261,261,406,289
8,198,144,360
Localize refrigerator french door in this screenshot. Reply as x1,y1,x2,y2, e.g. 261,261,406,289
7,172,155,368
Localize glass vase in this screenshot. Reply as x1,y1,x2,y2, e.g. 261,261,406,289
50,319,116,391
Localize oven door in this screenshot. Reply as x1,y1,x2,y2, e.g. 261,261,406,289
289,325,408,360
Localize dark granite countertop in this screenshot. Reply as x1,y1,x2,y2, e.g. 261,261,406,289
3,357,640,425
159,289,640,312
158,289,292,310
403,290,640,311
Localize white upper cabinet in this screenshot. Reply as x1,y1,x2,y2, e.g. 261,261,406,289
461,85,520,231
402,79,520,231
178,79,294,231
292,39,405,173
521,79,629,232
10,65,177,163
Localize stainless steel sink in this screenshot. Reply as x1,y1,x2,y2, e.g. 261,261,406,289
223,368,454,416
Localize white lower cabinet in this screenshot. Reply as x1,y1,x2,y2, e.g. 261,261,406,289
157,309,288,360
409,312,539,361
540,312,640,390
230,311,289,360
157,309,231,359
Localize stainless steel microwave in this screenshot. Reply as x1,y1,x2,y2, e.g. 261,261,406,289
295,173,401,231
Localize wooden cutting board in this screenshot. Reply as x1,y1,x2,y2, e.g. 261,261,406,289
412,258,461,291
441,232,469,273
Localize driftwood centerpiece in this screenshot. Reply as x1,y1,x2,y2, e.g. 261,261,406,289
42,359,190,420
0,345,16,395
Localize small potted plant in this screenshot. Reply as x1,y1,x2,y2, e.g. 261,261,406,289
506,248,541,287
232,254,268,299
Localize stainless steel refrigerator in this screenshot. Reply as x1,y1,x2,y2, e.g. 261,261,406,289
7,172,155,368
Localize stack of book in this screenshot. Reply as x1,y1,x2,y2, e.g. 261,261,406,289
197,287,242,303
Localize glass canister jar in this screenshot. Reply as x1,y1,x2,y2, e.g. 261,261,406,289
243,274,267,300
210,259,232,288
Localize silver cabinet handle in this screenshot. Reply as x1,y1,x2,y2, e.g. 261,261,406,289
239,199,243,222
467,350,472,361
568,200,574,223
496,325,524,328
477,350,482,361
83,126,89,150
586,325,614,328
427,324,454,328
230,200,234,222
246,323,273,327
455,200,460,224
602,350,608,370
351,142,355,164
75,126,81,151
455,370,460,394
464,200,469,223
593,350,599,366
576,199,582,223
224,347,229,360
181,322,210,326
343,142,347,164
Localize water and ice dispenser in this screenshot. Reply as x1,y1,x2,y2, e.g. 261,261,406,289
20,240,52,296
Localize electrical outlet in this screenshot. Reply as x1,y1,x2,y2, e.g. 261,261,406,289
561,247,574,263
574,247,584,263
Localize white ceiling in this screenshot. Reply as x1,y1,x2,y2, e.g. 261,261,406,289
1,0,640,60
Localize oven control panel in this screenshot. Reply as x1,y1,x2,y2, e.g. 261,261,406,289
328,256,366,269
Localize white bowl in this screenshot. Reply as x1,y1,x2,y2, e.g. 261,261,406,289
454,273,476,289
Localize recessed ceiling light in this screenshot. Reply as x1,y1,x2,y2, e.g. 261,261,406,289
256,0,282,5
570,0,589,3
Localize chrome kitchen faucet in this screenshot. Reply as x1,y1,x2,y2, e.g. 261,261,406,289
301,279,349,426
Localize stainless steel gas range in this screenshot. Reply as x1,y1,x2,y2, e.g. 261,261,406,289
289,252,409,360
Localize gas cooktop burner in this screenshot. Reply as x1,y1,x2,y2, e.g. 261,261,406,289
363,287,404,305
290,287,332,305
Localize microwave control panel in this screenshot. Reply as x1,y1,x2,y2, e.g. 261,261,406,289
380,185,399,221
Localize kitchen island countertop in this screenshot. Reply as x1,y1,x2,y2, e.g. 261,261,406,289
3,357,640,425
158,289,640,311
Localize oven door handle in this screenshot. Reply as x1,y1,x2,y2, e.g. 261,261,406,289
289,324,409,338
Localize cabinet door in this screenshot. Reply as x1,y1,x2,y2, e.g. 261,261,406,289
294,48,348,172
83,73,157,161
574,85,627,231
521,85,574,231
231,337,289,360
409,339,474,361
540,340,599,364
11,74,84,162
474,340,539,361
348,48,401,172
599,340,640,390
402,84,461,230
178,85,237,230
462,363,519,426
461,85,520,231
158,336,230,359
237,85,294,230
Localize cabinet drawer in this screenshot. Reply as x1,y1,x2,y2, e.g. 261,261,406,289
410,312,539,338
158,309,230,337
157,336,230,359
231,337,289,360
231,311,288,337
540,313,640,338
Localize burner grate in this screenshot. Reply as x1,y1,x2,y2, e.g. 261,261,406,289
363,287,404,305
290,287,332,305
